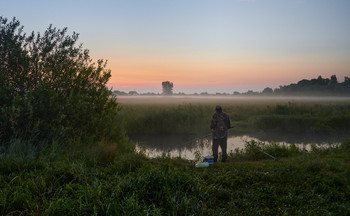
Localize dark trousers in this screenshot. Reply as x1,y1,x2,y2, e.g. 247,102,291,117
212,137,227,162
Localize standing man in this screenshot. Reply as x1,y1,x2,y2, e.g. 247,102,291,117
210,105,231,162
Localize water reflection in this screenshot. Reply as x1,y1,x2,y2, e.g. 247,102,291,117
133,133,346,160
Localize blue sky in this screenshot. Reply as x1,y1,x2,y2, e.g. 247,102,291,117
1,0,350,93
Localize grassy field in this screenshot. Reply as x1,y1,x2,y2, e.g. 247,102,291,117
1,139,350,215
119,96,350,137
1,96,350,215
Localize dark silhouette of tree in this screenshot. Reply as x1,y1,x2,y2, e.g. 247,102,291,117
128,91,138,95
162,81,173,95
262,87,273,94
233,91,241,95
113,90,127,95
273,75,350,95
344,77,350,87
244,90,259,96
328,75,338,89
330,75,338,83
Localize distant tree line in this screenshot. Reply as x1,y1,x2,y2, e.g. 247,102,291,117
113,75,350,96
234,75,350,96
271,75,350,96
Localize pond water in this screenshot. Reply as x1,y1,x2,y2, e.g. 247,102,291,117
133,132,346,160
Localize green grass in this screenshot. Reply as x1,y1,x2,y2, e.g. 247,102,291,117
2,101,350,215
120,101,350,136
120,104,214,136
1,139,350,215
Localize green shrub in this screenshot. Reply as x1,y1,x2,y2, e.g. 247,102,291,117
0,17,126,145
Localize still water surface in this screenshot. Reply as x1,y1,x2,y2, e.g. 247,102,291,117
133,132,345,160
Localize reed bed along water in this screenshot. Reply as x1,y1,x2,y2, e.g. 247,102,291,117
119,96,350,137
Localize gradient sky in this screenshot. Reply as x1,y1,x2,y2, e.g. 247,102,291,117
2,0,350,93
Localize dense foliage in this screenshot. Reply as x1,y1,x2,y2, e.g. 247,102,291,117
0,17,126,145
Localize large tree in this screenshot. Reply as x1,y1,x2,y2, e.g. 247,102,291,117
262,87,273,94
0,17,126,145
162,81,173,95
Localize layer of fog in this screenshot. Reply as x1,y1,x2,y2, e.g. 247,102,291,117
117,95,350,105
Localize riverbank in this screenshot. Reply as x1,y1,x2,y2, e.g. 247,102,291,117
2,97,350,215
1,139,349,215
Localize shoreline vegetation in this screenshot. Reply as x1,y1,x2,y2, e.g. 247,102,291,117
1,138,350,215
4,98,350,215
1,17,350,215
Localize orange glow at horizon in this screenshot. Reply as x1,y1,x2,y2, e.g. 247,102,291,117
107,56,349,91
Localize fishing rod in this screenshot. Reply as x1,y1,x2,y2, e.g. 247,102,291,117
185,126,278,161
242,138,278,161
252,145,278,161
183,126,235,146
183,133,212,146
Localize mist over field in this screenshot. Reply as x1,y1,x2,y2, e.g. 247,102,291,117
118,95,350,161
117,95,350,105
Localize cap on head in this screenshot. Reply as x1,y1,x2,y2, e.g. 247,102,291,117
215,105,222,112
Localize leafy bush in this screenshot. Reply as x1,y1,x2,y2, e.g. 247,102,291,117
231,140,304,161
0,17,126,145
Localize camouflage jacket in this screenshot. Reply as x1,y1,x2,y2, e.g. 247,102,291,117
210,112,231,139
